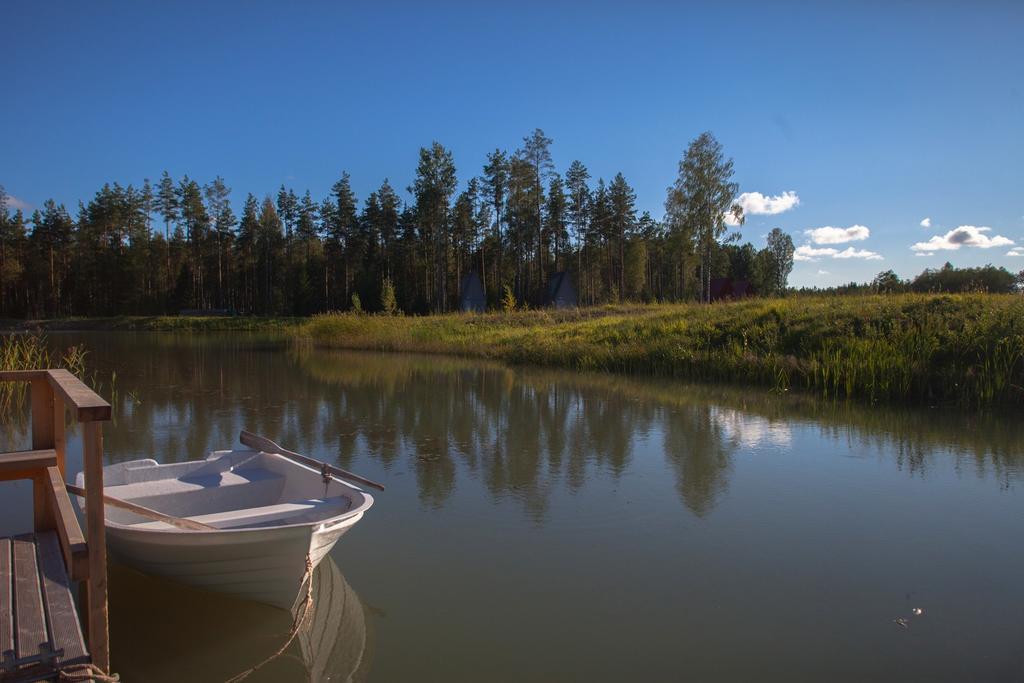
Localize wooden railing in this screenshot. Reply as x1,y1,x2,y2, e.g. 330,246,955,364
0,369,112,674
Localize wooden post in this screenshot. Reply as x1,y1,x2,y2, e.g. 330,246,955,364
31,379,55,530
82,421,110,674
53,400,66,476
32,473,51,531
30,379,55,451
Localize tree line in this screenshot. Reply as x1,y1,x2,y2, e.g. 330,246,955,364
0,130,797,318
868,263,1024,294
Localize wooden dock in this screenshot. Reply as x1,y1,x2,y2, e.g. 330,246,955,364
0,370,112,682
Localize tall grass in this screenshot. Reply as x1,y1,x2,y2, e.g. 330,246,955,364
297,293,1024,407
0,332,88,415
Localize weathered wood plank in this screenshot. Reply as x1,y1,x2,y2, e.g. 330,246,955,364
0,370,47,382
0,450,57,478
53,399,66,476
30,379,55,452
32,474,52,533
0,538,11,672
46,369,111,423
35,532,90,668
45,467,89,581
30,381,58,530
82,421,109,674
12,536,47,666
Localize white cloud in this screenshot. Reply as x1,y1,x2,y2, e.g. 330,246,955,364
3,194,31,211
833,247,883,260
816,269,829,275
910,226,1014,253
804,224,870,244
795,244,882,262
920,217,931,228
794,245,837,261
724,190,800,225
1008,247,1024,257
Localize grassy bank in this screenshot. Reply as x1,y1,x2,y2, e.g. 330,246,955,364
0,316,302,332
298,294,1024,407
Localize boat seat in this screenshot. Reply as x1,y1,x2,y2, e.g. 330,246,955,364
128,495,354,530
105,468,286,519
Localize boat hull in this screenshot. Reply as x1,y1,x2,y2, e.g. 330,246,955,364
106,513,362,610
80,449,373,611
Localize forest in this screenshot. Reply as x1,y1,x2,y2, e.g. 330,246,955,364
0,131,799,318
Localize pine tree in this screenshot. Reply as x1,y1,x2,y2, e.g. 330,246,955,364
204,177,234,307
153,171,177,295
411,142,457,312
329,172,358,307
235,194,260,312
544,174,568,272
608,173,637,300
482,150,509,293
256,196,283,313
520,129,554,292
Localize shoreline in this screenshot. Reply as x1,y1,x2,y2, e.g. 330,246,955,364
297,293,1024,407
0,316,302,332
5,293,1024,407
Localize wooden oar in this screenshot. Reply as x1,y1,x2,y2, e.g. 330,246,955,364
65,483,217,531
239,430,385,491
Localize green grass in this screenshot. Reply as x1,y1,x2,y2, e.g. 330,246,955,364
0,315,302,332
297,294,1024,407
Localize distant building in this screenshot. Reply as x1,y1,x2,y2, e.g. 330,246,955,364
544,272,578,309
459,272,486,312
709,278,755,302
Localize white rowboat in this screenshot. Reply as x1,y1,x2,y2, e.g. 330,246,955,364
76,445,374,610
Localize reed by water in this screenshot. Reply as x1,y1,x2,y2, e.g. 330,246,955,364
298,293,1024,407
0,332,88,414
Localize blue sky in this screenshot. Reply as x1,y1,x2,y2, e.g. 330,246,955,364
2,1,1021,287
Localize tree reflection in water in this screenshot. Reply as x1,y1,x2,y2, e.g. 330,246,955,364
10,334,1020,525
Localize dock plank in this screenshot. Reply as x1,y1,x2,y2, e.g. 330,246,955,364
1,533,92,681
11,536,47,666
35,531,89,667
0,538,11,672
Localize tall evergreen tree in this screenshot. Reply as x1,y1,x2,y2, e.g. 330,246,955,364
482,150,509,293
519,129,554,292
544,174,568,272
205,177,234,306
607,173,637,300
329,172,358,307
411,142,457,312
176,176,210,307
235,194,260,312
256,196,284,313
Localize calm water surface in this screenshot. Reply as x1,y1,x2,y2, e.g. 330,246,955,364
1,332,1022,682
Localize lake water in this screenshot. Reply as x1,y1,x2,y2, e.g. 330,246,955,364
1,332,1022,682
